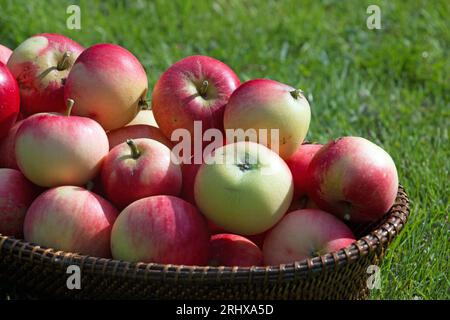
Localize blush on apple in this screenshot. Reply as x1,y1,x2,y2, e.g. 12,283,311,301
306,136,399,223
111,195,210,265
24,186,118,257
0,44,12,65
0,62,20,139
107,124,172,150
224,79,311,159
263,209,356,265
64,44,148,131
152,55,240,145
15,99,109,187
209,234,263,267
0,169,41,238
101,138,182,209
180,160,201,205
0,120,22,169
7,33,84,115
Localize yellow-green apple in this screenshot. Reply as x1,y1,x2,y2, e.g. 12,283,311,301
107,124,172,150
15,100,109,187
7,33,84,115
127,109,158,127
24,186,118,257
111,195,210,265
306,136,399,222
0,44,12,64
64,44,148,131
0,120,22,169
224,79,311,159
194,141,293,235
0,169,41,238
209,234,262,267
263,209,356,265
101,138,182,209
0,62,20,139
285,143,323,209
152,55,240,145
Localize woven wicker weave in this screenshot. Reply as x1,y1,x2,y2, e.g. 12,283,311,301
0,185,409,300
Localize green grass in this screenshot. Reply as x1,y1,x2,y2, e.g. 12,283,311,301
0,0,448,300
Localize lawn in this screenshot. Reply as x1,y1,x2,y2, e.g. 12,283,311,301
0,0,448,300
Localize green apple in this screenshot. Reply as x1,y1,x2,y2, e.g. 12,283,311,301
194,141,293,235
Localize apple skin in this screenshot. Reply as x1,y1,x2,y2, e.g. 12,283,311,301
224,79,311,159
0,169,41,238
7,33,84,115
0,44,12,65
24,186,118,257
0,120,22,169
111,195,210,265
107,124,172,150
64,44,148,131
194,141,293,235
152,55,240,143
209,234,263,267
0,62,20,139
127,109,158,127
306,136,399,223
180,161,201,205
101,138,182,209
15,111,109,188
263,209,356,265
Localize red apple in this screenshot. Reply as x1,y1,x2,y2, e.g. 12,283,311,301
15,99,109,187
101,138,182,209
224,79,311,159
111,195,210,265
263,209,356,265
209,234,262,267
0,120,22,169
7,33,84,115
307,137,399,223
0,62,20,139
0,169,41,238
64,44,148,131
180,161,201,205
24,186,118,257
0,44,12,65
107,124,172,150
152,55,240,145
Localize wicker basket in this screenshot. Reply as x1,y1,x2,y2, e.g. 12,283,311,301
0,185,409,300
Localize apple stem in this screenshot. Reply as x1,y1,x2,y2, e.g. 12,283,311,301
290,89,304,100
199,80,209,97
66,99,75,117
138,99,150,110
127,139,141,159
57,51,72,71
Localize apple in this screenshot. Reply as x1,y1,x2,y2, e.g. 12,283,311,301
0,169,41,238
107,124,172,150
194,141,293,235
224,79,311,159
152,55,240,144
263,209,356,265
0,62,20,139
0,44,12,65
7,33,84,115
64,44,148,131
0,120,22,169
127,109,158,127
209,234,262,267
101,138,182,209
24,186,118,257
15,99,109,187
180,161,201,205
306,136,399,223
111,195,210,265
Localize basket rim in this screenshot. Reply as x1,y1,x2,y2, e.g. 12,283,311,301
0,185,410,284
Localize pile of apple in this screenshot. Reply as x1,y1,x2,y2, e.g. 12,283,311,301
0,34,399,267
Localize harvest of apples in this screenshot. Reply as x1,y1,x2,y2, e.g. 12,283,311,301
0,33,399,267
